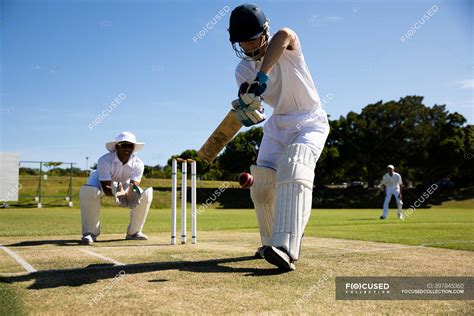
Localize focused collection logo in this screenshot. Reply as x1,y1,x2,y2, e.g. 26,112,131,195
336,277,472,300
344,282,390,294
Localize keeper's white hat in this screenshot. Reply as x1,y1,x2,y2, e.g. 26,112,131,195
387,164,395,169
106,131,144,153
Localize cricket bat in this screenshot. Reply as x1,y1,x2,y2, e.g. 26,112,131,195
197,110,243,163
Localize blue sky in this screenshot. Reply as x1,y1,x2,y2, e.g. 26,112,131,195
1,0,472,169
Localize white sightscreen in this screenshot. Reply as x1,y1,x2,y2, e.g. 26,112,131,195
0,153,20,201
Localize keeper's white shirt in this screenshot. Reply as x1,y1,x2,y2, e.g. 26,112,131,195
235,34,321,115
381,172,402,191
87,152,144,189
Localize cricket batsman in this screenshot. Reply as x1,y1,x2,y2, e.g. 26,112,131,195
380,164,403,220
228,4,330,270
80,131,153,244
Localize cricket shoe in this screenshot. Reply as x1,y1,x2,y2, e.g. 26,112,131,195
80,234,96,245
263,246,296,271
379,216,386,220
126,232,149,240
254,246,267,259
398,213,404,220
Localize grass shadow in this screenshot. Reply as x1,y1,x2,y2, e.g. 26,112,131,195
5,239,171,248
0,256,287,290
6,240,81,247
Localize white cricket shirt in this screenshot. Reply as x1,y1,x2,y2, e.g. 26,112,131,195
381,172,403,190
235,34,321,115
87,152,144,189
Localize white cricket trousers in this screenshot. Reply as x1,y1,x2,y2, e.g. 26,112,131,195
257,108,330,169
383,187,402,217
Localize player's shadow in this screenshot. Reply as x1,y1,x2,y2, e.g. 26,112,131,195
4,239,159,247
0,256,286,290
5,239,82,247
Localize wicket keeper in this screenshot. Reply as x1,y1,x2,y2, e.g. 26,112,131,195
80,132,153,244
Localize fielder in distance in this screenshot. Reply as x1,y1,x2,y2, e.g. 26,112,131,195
380,164,404,220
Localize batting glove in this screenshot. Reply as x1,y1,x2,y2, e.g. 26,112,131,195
231,99,266,127
238,71,269,109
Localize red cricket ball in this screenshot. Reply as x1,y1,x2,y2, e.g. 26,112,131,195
239,172,254,188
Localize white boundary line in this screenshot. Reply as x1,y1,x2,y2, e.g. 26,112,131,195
0,244,37,273
79,248,125,266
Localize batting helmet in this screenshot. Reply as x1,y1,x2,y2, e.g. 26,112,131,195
228,4,270,61
228,4,268,44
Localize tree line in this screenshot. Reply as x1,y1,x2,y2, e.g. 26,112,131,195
19,96,473,188
162,96,473,187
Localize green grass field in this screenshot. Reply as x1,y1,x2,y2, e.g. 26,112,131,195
0,283,24,316
1,206,473,250
0,201,472,314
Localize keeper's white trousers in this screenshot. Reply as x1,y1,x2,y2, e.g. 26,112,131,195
257,108,330,168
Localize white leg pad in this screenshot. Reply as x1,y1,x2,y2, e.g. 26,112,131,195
80,186,102,236
127,188,153,235
250,165,276,246
272,144,316,260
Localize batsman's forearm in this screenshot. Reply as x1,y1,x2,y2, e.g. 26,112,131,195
260,30,292,74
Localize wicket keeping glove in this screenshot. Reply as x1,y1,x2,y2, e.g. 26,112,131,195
112,182,129,208
126,184,143,209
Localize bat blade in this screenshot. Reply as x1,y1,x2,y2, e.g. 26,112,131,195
197,110,243,163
